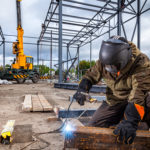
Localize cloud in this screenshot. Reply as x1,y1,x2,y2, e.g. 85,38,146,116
0,0,150,70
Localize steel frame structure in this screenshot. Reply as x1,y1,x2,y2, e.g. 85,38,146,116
38,0,150,83
0,26,5,70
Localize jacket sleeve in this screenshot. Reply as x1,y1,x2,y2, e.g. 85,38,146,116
82,60,103,85
128,54,150,107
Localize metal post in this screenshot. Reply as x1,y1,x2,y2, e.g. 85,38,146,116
77,45,80,80
90,35,92,68
109,20,110,38
50,30,52,76
37,41,39,71
137,0,141,49
58,0,63,83
3,39,5,70
67,44,69,71
117,0,121,36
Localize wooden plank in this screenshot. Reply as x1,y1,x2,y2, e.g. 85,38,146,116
38,95,53,111
32,95,43,112
22,95,32,112
47,116,60,122
64,126,150,150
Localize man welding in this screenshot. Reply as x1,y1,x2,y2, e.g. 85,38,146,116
73,36,150,144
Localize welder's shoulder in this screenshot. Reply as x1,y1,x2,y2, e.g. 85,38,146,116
133,52,150,76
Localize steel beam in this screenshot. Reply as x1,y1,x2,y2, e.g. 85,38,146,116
117,0,121,36
54,83,106,93
58,0,63,83
64,126,150,149
3,40,5,70
137,0,141,49
53,2,114,15
37,41,39,68
50,30,52,76
67,45,69,71
77,46,80,80
63,0,116,11
58,109,96,118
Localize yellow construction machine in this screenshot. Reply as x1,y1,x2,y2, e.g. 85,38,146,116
0,0,39,83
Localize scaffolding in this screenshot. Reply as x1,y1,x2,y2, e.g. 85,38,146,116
37,0,150,83
0,26,5,70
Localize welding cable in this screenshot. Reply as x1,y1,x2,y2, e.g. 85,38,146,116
34,97,74,135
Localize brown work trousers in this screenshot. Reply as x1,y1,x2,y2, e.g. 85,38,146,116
88,94,150,130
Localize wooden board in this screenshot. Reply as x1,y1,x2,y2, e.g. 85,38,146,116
32,95,43,112
64,126,150,150
38,94,53,111
22,95,32,112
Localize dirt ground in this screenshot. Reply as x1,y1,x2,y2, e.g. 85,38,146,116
0,80,103,150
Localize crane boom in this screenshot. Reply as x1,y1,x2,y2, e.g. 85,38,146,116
16,0,22,27
12,0,33,70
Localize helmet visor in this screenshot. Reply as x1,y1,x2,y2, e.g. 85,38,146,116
105,65,118,73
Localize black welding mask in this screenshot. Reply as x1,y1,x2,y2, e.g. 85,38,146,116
99,36,131,73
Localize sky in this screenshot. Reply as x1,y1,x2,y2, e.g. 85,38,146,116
0,0,150,69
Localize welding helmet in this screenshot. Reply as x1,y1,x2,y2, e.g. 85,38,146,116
99,36,131,73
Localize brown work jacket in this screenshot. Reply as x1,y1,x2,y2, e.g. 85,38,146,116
83,42,150,106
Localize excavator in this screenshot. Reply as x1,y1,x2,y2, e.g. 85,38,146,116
0,0,39,83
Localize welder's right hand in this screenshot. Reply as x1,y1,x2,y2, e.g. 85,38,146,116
73,91,86,106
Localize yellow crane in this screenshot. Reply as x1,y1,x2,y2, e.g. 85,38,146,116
12,0,33,70
0,0,39,83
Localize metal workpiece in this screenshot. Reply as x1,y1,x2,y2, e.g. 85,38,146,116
54,82,106,93
37,0,150,83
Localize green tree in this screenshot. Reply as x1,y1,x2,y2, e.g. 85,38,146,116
34,65,50,75
77,60,95,76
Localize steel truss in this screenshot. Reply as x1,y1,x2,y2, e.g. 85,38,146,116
38,0,150,83
0,26,5,70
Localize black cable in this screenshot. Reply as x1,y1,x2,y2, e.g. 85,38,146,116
34,97,74,135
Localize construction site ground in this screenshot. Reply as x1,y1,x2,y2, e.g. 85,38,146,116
0,80,103,150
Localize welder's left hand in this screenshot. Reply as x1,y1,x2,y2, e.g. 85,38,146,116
113,119,136,144
113,103,144,144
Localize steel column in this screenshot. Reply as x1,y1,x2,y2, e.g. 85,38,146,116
77,46,80,80
137,0,141,49
67,44,69,71
50,30,52,76
109,20,110,38
90,35,92,68
58,0,63,83
3,39,5,70
37,41,39,71
117,0,121,35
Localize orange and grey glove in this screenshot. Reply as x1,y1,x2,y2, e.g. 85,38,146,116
113,103,144,144
73,78,92,105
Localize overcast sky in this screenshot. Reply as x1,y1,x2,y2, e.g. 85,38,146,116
0,0,150,69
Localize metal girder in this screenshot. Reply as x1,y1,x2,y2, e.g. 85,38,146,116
52,2,114,15
0,26,5,70
58,109,96,118
54,83,106,93
81,15,137,47
63,0,117,11
68,0,113,46
97,0,118,4
38,0,58,43
48,19,110,28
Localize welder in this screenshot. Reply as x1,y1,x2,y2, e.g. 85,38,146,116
73,36,150,144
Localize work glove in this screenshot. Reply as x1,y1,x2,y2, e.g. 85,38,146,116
73,78,92,106
113,103,144,144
